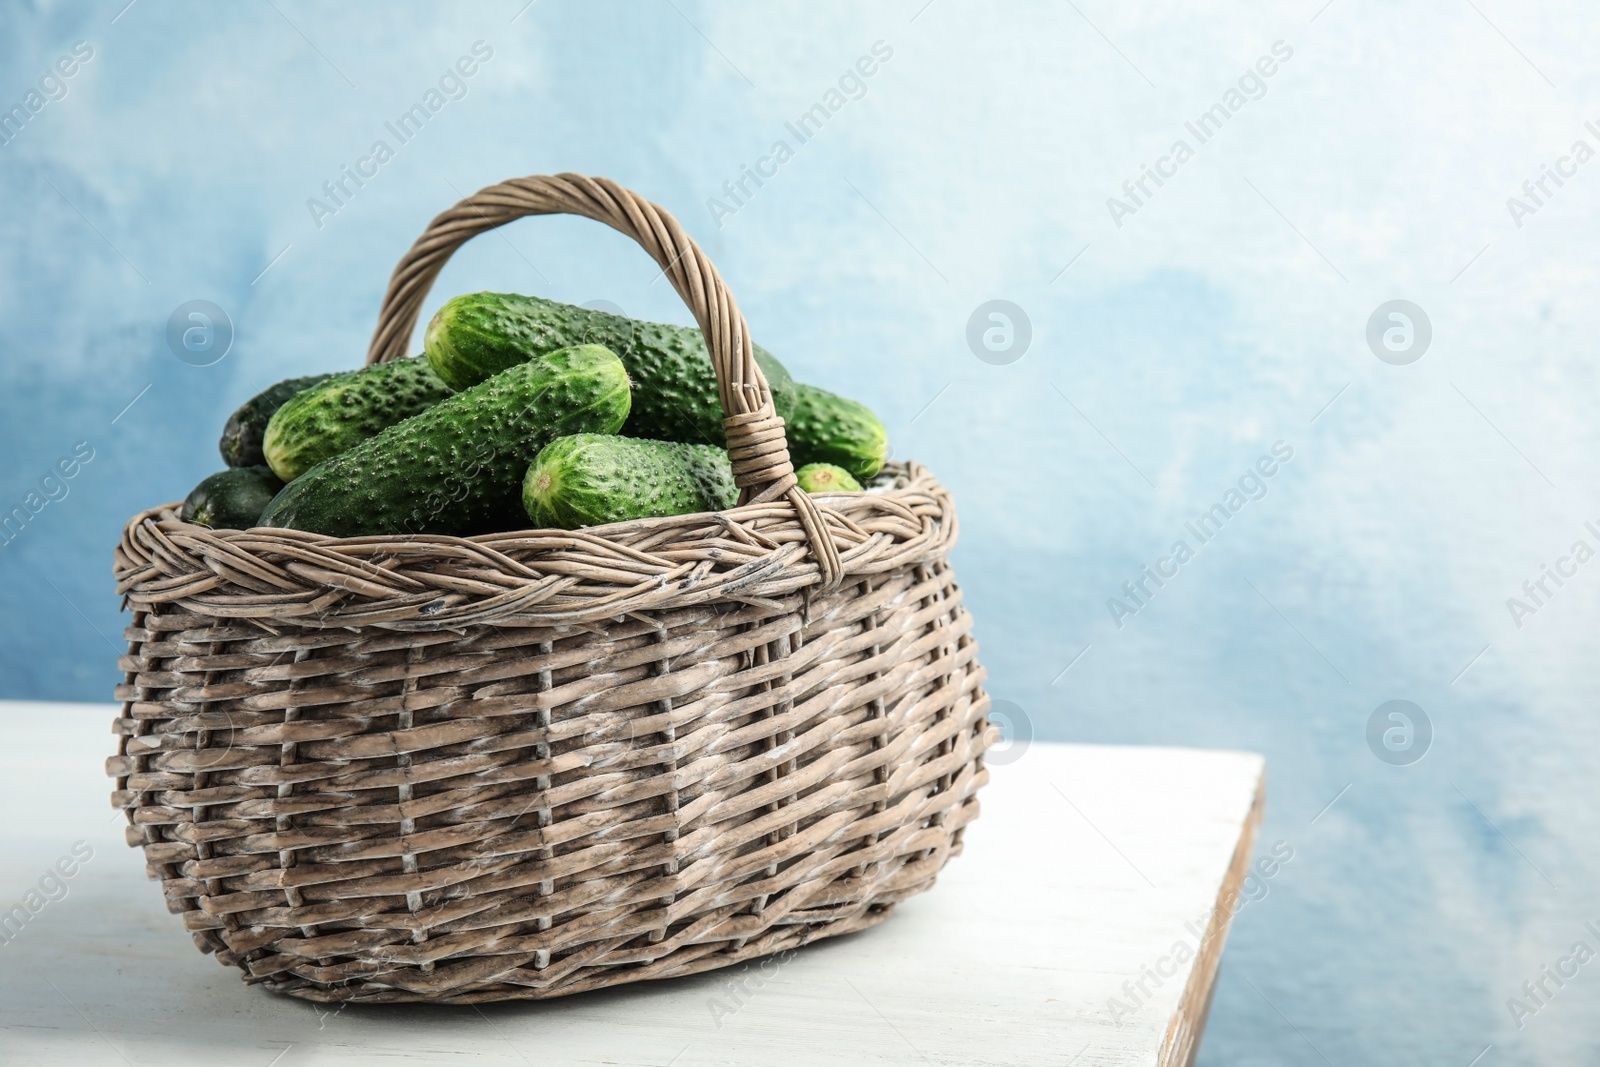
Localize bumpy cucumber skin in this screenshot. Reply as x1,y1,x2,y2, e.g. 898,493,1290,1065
219,373,339,468
523,434,737,530
262,358,455,482
259,345,631,538
785,384,888,481
426,292,796,447
181,467,284,529
795,462,862,493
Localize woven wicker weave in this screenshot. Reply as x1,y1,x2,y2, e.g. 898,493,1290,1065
109,174,993,1004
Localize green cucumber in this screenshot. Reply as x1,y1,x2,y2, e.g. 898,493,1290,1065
262,357,454,482
523,434,737,529
785,384,887,481
795,462,861,493
425,292,796,447
181,467,284,529
259,345,631,537
219,373,339,468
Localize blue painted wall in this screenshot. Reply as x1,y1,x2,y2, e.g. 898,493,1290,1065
2,1,1598,1061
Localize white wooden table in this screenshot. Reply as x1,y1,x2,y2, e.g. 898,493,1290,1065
0,702,1263,1066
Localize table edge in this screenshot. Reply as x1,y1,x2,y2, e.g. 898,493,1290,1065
1158,761,1266,1067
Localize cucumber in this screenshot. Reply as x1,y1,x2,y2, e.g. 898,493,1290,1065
180,467,284,529
523,434,737,529
219,373,339,468
259,345,630,538
262,357,454,482
785,384,887,481
425,292,796,447
795,462,861,493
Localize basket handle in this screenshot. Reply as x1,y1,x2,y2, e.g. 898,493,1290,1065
365,173,842,586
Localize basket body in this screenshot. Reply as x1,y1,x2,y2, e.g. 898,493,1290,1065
110,464,990,1004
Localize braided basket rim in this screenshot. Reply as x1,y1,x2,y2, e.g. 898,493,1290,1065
116,461,956,632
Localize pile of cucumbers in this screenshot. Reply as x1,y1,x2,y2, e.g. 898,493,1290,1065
182,293,889,537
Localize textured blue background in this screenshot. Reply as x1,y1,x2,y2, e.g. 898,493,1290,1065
3,1,1599,1062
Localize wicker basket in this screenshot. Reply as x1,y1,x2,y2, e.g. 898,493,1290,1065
109,174,993,1004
